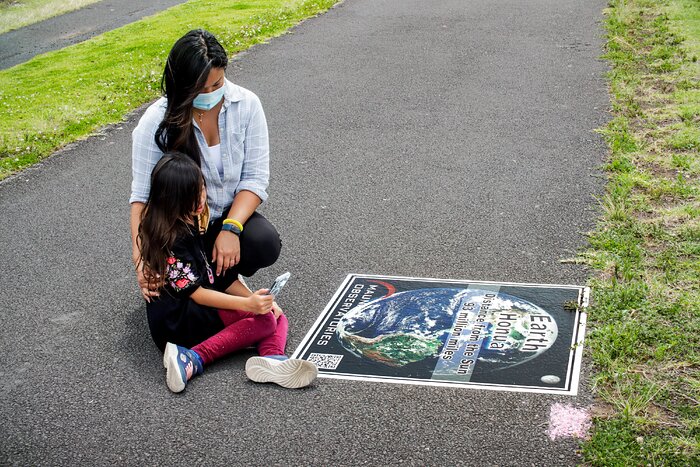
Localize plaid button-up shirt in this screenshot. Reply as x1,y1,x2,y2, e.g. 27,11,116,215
130,79,269,219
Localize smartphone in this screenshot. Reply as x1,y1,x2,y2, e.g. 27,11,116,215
267,272,290,297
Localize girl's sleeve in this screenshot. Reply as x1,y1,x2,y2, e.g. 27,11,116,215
165,241,203,297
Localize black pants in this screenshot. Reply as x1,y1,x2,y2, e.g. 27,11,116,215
203,211,281,291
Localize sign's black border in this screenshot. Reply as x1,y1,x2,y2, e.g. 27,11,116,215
292,274,588,395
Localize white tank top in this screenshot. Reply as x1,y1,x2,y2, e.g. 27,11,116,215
205,143,223,178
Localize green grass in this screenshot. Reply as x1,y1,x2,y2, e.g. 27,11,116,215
0,0,338,179
0,0,102,34
581,0,700,464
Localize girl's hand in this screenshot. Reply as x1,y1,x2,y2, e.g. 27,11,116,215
272,301,284,319
212,231,241,276
136,262,160,302
245,289,274,314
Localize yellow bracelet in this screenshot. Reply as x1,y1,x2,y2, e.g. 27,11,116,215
223,218,244,232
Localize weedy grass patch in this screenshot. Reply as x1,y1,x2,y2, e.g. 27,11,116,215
581,0,700,464
0,0,338,179
0,0,102,34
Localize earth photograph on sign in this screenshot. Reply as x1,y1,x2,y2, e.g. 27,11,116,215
292,274,588,395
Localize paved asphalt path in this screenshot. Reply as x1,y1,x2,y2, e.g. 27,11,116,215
0,0,187,70
0,0,609,464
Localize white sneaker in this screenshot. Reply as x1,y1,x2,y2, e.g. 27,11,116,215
245,356,318,389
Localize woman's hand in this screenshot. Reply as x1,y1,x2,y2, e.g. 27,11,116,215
136,261,160,302
212,231,241,276
218,190,262,275
245,289,274,314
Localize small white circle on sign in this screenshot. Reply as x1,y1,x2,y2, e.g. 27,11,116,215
541,375,561,384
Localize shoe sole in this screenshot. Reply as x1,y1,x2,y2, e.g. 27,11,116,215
164,342,186,393
163,344,172,368
245,357,318,389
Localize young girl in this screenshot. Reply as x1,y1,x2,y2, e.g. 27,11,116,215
138,152,317,393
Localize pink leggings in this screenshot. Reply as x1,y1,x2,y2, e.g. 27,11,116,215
192,310,288,365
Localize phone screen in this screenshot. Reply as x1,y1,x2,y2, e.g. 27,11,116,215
268,272,290,297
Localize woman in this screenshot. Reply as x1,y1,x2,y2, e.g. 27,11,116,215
130,29,281,302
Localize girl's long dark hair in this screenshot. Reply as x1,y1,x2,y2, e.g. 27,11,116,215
138,152,205,289
155,29,228,166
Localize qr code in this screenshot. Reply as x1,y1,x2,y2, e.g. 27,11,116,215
307,353,344,370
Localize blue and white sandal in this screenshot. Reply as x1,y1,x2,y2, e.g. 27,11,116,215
163,342,203,393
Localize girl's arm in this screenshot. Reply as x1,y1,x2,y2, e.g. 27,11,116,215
225,278,253,297
225,278,283,318
190,286,273,315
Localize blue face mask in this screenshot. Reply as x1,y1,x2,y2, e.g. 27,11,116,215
192,85,225,111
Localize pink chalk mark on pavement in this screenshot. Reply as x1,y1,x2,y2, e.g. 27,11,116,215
547,403,592,441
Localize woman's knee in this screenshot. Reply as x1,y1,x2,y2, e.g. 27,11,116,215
240,213,281,269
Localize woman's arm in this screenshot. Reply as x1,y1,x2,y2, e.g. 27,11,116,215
130,202,145,265
211,190,261,275
191,286,273,314
234,92,269,202
211,91,269,274
227,190,261,224
130,102,166,300
131,202,160,301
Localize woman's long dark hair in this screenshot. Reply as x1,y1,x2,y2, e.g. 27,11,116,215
155,29,228,166
138,152,205,289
